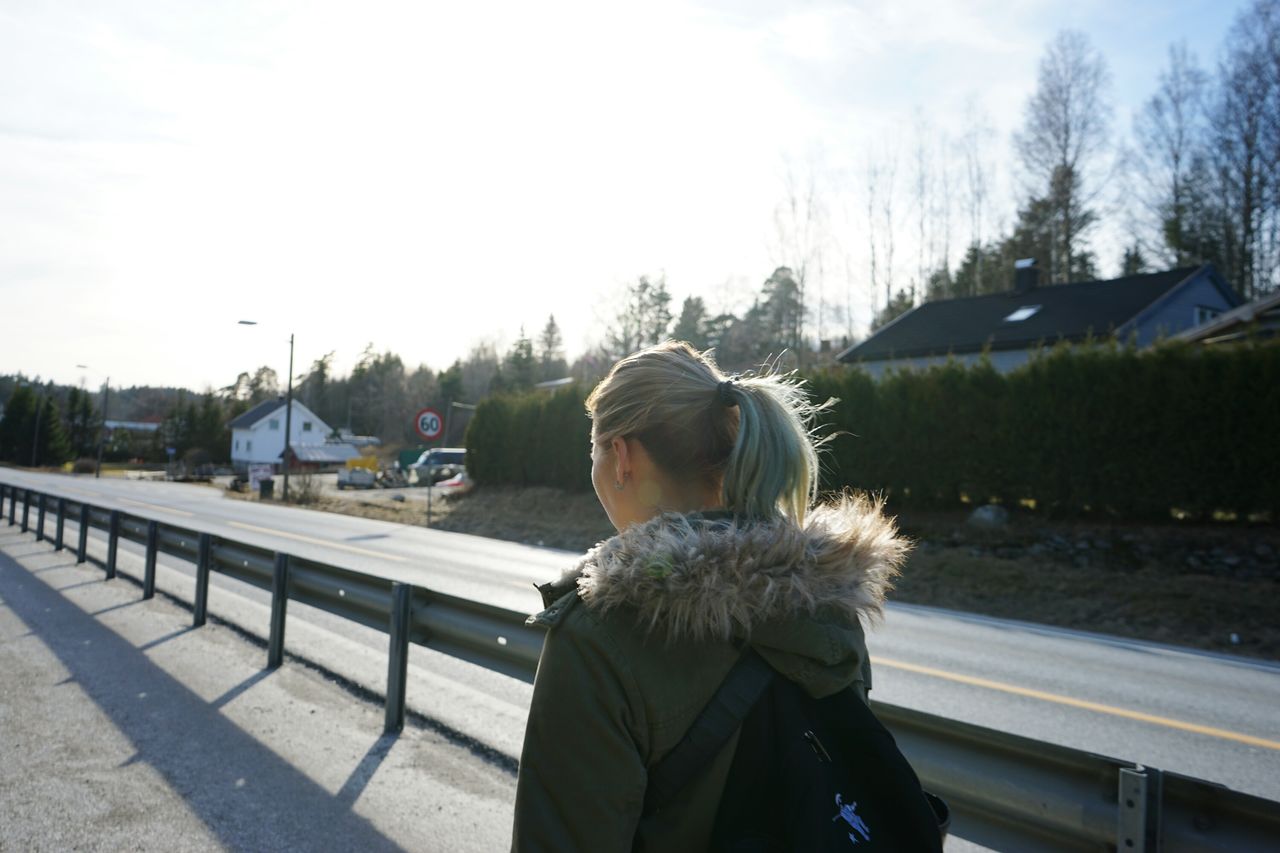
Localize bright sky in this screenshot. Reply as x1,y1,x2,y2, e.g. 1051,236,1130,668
1,0,1249,392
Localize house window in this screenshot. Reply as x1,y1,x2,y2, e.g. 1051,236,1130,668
1193,305,1220,325
269,418,280,430
303,422,313,432
246,440,252,452
1004,305,1042,322
235,439,240,451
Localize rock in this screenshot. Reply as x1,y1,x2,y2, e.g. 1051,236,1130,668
966,505,1009,529
392,494,406,503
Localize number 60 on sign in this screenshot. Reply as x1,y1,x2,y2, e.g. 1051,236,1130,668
414,408,443,441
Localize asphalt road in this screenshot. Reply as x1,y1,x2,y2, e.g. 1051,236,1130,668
4,469,1279,806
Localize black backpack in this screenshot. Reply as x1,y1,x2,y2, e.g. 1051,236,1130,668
643,650,948,852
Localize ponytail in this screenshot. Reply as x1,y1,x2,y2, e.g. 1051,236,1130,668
719,373,827,524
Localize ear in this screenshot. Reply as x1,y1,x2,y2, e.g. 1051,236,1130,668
610,435,631,483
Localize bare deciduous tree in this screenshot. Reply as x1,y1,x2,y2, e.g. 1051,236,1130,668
960,99,995,295
1127,42,1210,267
1209,0,1280,299
1014,29,1112,283
865,142,900,312
772,157,828,362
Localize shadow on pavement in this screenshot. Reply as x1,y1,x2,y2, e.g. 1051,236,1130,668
211,668,276,710
0,549,407,852
337,732,401,807
56,578,108,592
137,626,195,652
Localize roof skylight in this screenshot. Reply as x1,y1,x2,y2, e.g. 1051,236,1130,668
1004,305,1042,322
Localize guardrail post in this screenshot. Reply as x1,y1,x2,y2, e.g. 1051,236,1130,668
143,520,159,599
4,486,11,525
384,583,413,734
54,498,66,551
76,504,90,564
106,510,120,579
267,553,290,669
0,485,7,522
36,494,47,542
21,490,30,532
1118,766,1161,852
193,533,212,627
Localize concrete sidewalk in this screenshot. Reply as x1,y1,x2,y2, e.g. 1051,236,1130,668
0,528,516,852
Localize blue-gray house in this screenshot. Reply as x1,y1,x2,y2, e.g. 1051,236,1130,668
838,262,1241,377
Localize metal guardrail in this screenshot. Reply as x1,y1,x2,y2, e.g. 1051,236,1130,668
1,480,1277,851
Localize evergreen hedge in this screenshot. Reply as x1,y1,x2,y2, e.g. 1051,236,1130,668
466,341,1279,520
466,385,592,492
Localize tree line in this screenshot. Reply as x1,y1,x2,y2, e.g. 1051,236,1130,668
863,3,1280,328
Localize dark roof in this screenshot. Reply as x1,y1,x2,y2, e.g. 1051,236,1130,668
287,444,360,464
227,398,287,430
840,265,1216,363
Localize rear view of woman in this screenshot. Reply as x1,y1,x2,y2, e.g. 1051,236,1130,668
512,341,915,852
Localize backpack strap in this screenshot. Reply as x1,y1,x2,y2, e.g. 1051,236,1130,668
642,649,776,817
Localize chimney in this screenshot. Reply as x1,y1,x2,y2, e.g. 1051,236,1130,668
1014,258,1039,294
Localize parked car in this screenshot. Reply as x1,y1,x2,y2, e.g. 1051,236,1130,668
409,448,466,485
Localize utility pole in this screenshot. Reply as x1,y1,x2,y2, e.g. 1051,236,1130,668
283,333,294,502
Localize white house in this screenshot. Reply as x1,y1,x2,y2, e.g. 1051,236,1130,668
229,398,351,473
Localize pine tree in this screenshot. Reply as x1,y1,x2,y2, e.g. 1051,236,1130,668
537,315,568,380
672,296,709,350
604,275,674,359
503,328,538,391
1121,245,1149,276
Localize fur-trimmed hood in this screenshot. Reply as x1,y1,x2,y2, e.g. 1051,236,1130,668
553,493,910,647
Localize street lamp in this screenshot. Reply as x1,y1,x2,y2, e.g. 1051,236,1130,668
238,321,296,502
77,364,110,478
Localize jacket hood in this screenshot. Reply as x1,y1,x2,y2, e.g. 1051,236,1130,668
565,493,910,649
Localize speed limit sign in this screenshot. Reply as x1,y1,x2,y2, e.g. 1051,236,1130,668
414,407,444,441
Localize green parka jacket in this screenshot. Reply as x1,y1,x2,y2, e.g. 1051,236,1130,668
511,494,910,853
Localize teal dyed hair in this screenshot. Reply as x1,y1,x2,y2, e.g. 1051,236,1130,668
586,341,831,524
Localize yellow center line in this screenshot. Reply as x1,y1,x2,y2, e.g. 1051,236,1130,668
119,498,196,518
872,655,1280,752
227,520,407,562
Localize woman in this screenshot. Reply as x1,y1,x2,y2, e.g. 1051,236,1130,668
512,341,910,852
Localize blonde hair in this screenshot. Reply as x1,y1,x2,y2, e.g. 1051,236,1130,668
585,341,830,524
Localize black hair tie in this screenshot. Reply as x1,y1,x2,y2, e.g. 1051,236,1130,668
716,379,737,407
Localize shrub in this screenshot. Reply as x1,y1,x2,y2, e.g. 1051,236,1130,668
465,341,1280,520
